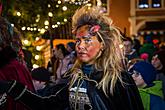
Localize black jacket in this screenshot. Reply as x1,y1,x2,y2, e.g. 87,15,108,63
7,71,144,110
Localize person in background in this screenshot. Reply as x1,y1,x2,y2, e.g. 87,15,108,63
151,50,165,100
22,49,33,71
53,43,70,84
31,67,52,96
66,42,75,54
123,37,139,61
0,6,144,110
66,42,77,70
139,35,157,62
0,17,35,110
129,61,165,110
47,49,58,76
133,38,141,56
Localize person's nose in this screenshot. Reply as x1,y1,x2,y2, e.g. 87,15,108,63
77,40,86,50
151,58,156,64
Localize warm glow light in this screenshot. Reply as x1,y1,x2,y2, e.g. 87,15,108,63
35,37,40,41
52,25,56,28
48,4,51,8
40,28,46,34
23,40,29,45
35,55,40,60
36,46,42,51
55,24,58,27
27,27,30,30
87,3,92,7
33,64,39,69
30,28,33,31
33,28,37,31
97,0,102,6
44,20,49,25
36,18,40,22
58,0,62,4
21,27,26,31
62,6,67,11
11,24,14,27
17,12,21,16
57,22,60,25
45,26,49,29
56,5,59,8
48,12,53,17
64,18,67,22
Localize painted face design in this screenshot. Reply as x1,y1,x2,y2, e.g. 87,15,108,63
75,25,102,64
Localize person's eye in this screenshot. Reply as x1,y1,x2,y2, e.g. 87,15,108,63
75,39,80,45
84,38,92,44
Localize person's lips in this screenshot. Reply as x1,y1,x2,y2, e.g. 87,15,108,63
77,52,87,57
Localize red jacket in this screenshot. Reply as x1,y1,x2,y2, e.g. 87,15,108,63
0,59,35,110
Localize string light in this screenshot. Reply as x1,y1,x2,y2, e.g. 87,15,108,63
62,6,67,11
64,18,67,22
16,12,21,16
35,55,40,60
48,12,53,17
58,0,62,4
21,27,26,31
40,28,46,34
33,64,39,69
44,20,49,25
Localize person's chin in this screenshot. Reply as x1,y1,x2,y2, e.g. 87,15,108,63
80,59,89,63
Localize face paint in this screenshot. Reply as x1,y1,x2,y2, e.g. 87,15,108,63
75,25,102,64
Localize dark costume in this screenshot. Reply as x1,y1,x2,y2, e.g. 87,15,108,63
0,65,144,110
0,46,35,110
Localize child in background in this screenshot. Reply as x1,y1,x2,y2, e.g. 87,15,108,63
129,61,165,110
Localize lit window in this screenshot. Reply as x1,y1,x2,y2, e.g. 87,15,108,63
152,0,161,8
138,0,149,8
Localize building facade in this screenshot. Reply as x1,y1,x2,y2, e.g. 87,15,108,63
109,0,165,44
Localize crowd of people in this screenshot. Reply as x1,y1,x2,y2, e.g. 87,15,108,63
0,5,165,110
123,32,165,110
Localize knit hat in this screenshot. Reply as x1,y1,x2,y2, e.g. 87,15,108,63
140,53,149,61
130,61,157,87
31,67,51,82
139,43,157,61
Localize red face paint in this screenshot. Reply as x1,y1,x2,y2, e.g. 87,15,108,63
75,25,102,64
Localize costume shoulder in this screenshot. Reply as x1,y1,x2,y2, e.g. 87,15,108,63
111,71,144,110
121,71,136,84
